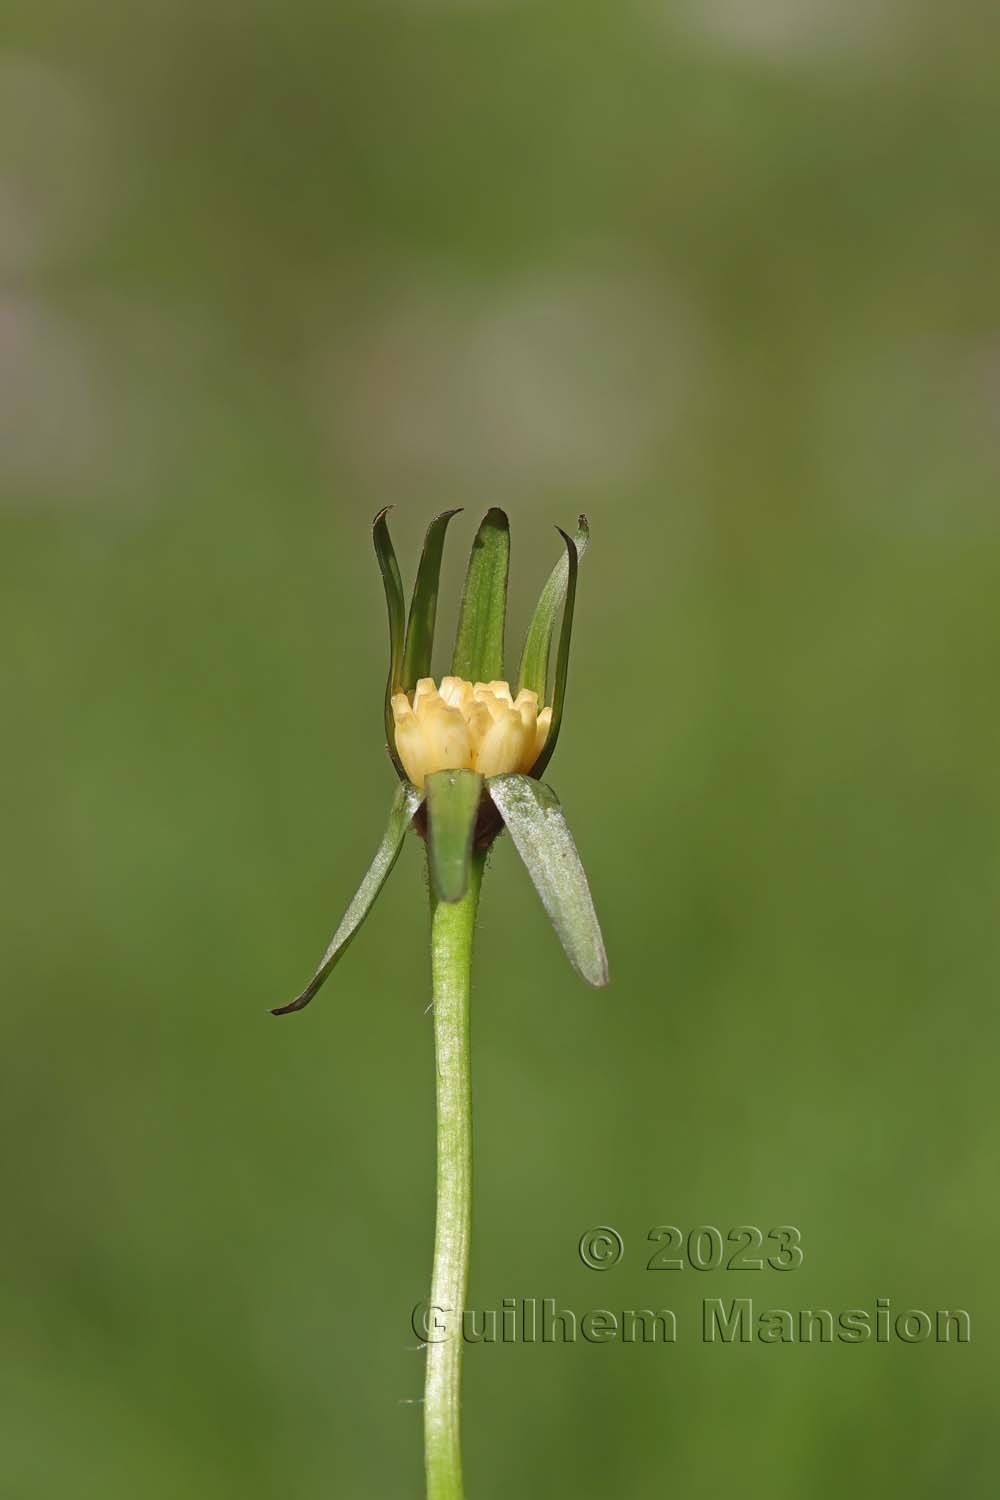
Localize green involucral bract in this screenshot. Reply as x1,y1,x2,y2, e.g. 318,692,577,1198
517,514,589,703
486,773,608,988
451,507,510,684
373,506,407,779
426,769,484,905
272,781,425,1014
529,526,579,780
403,510,464,691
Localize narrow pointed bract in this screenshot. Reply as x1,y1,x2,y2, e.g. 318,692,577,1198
487,773,608,988
517,514,589,703
272,783,424,1014
373,508,407,777
452,508,510,684
529,527,578,779
426,768,484,903
403,509,463,691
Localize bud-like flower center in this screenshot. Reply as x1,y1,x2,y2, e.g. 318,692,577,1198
391,677,552,789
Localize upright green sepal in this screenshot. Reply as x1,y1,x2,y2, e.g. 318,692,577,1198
452,508,510,683
402,509,463,691
373,507,407,776
487,773,608,987
530,527,578,779
273,782,424,1015
517,515,589,702
426,769,484,904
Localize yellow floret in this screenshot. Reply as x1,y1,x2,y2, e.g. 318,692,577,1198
391,678,551,788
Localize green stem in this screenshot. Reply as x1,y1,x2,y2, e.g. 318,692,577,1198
424,851,485,1500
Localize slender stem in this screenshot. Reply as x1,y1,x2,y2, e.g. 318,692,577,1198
424,851,485,1500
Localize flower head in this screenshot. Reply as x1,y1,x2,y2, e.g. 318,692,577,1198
372,506,577,790
273,508,607,1015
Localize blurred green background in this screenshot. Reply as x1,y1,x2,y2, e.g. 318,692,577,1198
2,2,999,1495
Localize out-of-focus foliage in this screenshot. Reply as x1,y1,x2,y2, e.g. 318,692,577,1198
2,2,998,1495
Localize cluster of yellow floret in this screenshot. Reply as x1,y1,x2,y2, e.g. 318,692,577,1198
391,677,551,789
